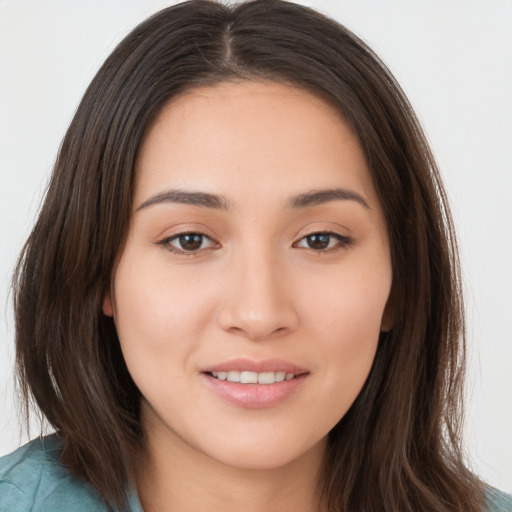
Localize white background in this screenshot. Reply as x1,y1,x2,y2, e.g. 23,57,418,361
1,0,511,493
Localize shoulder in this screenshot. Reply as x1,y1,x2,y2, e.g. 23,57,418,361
485,486,512,512
0,435,107,512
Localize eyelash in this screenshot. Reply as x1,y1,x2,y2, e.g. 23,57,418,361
156,232,218,257
292,232,353,252
156,231,353,256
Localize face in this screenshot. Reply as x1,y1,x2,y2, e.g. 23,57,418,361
104,81,393,471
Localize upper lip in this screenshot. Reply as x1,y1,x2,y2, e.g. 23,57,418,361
201,358,309,374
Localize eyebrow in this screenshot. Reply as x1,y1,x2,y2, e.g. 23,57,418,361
288,188,370,209
136,187,370,212
136,190,230,211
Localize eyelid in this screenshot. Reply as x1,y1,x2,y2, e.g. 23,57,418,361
155,227,353,256
292,230,353,252
156,231,219,256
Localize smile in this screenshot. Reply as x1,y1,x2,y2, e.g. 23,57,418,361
202,360,309,408
209,370,296,384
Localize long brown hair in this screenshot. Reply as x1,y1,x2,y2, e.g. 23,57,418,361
13,1,484,510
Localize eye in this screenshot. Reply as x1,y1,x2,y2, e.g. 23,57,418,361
294,232,352,251
157,232,217,255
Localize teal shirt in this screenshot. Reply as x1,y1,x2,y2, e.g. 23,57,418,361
1,436,511,511
0,436,142,512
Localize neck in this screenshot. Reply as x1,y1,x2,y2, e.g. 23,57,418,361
136,412,328,512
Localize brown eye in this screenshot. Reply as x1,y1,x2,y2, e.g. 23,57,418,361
177,233,204,251
305,234,330,250
294,232,353,252
158,232,217,255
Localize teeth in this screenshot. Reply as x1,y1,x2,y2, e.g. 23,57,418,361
210,370,298,384
275,371,286,382
257,372,275,384
240,371,258,384
227,371,240,382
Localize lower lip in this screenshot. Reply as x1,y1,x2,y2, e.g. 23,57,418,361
201,373,308,409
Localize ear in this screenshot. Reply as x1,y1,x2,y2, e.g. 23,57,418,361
102,291,114,317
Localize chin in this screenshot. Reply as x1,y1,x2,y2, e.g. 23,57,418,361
199,432,327,472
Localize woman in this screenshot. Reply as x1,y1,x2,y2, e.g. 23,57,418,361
0,1,510,511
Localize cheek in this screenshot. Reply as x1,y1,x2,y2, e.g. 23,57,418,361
307,261,391,340
306,267,390,410
111,255,213,379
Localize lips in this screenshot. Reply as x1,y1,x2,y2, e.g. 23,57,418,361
200,358,309,408
201,358,308,375
210,370,295,384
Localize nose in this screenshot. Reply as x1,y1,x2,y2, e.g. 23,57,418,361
216,248,299,341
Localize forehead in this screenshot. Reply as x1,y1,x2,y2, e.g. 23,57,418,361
134,80,378,210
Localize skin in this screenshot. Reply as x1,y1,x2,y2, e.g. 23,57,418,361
103,80,393,512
